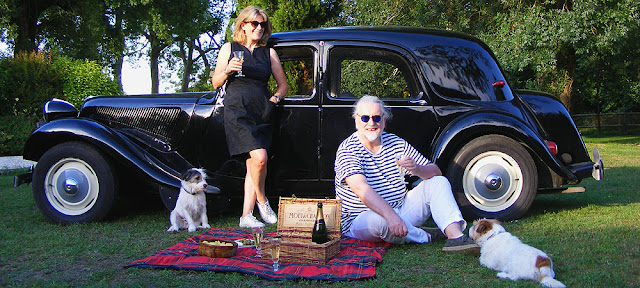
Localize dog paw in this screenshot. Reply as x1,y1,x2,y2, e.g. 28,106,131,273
496,272,516,281
199,224,211,230
167,227,179,233
188,226,197,232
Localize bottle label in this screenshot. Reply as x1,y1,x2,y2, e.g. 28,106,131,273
281,203,338,229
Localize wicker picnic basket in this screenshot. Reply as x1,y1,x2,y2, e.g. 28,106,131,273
262,196,342,265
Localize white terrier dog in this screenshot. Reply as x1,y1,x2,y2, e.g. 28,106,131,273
167,168,211,233
470,219,566,288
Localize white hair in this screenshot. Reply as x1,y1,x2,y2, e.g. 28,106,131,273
352,95,392,122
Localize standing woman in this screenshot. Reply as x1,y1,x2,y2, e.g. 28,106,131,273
211,6,288,228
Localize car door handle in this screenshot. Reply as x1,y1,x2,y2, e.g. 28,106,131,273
409,99,428,105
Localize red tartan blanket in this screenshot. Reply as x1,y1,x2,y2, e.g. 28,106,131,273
125,228,390,281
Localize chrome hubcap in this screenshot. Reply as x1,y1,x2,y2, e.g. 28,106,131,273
463,151,523,212
45,158,99,216
484,173,502,190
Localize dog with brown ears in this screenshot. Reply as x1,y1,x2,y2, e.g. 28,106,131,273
167,168,211,233
470,219,566,288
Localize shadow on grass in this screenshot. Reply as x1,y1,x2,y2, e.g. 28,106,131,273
579,128,640,145
527,166,640,218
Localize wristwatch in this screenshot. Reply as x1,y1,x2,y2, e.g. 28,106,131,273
271,95,281,104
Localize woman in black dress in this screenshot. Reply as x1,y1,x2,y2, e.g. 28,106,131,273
211,6,288,228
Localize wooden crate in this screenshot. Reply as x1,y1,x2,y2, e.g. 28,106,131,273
262,196,342,265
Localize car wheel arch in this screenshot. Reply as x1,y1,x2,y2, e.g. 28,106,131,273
430,112,568,181
24,119,183,190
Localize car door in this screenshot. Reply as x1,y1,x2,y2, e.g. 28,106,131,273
269,43,322,195
319,42,440,183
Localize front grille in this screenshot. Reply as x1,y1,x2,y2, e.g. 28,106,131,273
93,107,182,143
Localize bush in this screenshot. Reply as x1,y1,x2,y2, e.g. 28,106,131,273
0,113,39,156
0,51,64,117
54,57,122,108
0,52,122,156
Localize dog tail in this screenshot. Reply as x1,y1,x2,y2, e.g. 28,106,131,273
537,256,565,288
540,275,565,288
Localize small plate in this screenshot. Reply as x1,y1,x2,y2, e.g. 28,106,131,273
234,239,255,247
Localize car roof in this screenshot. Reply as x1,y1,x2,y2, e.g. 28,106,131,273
269,26,483,47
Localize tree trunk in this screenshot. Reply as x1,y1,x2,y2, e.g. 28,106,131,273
150,44,161,94
181,40,195,92
110,11,125,93
12,8,39,54
148,32,167,95
557,46,577,113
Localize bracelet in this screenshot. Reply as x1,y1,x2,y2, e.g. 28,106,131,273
271,95,281,103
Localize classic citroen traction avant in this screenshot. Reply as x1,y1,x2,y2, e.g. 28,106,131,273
16,27,603,224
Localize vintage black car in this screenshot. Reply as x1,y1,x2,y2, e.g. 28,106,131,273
17,26,603,224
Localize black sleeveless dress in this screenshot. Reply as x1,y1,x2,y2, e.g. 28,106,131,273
224,42,274,157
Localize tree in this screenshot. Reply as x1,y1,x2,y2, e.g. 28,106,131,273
483,0,640,113
0,0,82,55
169,0,227,92
131,0,227,94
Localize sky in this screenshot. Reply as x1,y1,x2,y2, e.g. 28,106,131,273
121,57,157,95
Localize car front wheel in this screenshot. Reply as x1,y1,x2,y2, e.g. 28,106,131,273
446,135,537,221
33,142,117,224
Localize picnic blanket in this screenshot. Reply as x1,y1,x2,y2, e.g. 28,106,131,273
125,228,390,281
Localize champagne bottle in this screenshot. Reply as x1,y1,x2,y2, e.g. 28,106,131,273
312,203,329,244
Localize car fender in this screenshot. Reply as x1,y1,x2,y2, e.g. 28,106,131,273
432,111,579,184
23,118,183,189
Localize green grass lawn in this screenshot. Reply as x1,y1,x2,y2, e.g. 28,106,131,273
1,133,638,287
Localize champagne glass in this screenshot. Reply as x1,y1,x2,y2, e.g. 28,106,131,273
233,50,244,77
395,154,408,184
252,227,263,258
270,237,281,271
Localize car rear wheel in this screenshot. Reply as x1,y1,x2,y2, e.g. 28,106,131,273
33,142,117,224
446,135,537,221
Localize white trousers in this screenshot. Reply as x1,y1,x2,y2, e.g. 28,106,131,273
344,176,466,244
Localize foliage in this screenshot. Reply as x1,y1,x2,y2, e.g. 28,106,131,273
0,51,63,117
0,52,122,156
480,0,640,113
236,0,341,32
340,59,409,98
54,57,123,108
0,112,38,156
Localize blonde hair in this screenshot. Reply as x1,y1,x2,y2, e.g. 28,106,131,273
232,6,272,46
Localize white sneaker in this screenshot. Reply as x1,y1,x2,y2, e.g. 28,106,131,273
256,200,277,224
239,214,265,228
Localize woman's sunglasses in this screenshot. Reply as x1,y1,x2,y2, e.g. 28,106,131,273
245,21,268,29
358,114,382,123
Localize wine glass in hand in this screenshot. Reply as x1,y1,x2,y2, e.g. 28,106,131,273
233,51,244,77
395,154,409,184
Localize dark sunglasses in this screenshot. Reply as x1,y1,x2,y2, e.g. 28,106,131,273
358,114,382,123
245,21,268,29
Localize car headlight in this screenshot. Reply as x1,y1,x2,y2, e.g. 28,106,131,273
43,98,78,122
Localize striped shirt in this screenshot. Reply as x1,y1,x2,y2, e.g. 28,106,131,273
334,132,430,232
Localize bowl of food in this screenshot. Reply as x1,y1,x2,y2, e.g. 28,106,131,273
198,239,238,258
234,238,256,247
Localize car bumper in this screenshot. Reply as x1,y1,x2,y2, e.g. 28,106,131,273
567,148,604,182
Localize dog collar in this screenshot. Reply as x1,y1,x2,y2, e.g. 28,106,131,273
486,231,503,241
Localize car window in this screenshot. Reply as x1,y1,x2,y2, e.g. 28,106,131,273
416,36,513,101
328,46,418,100
271,46,315,99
